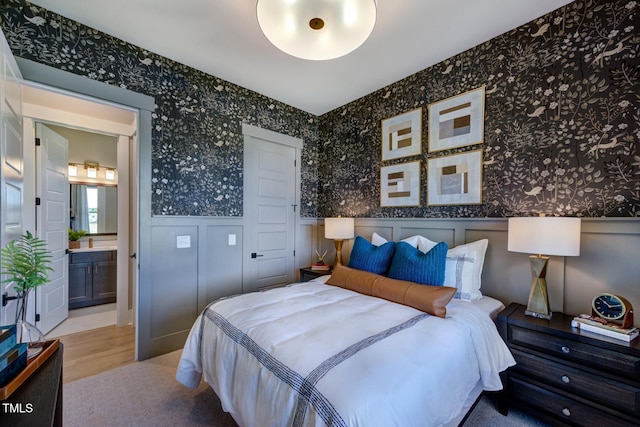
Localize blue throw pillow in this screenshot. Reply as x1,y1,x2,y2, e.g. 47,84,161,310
347,236,396,275
388,241,448,286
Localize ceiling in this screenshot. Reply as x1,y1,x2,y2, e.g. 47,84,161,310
27,0,573,116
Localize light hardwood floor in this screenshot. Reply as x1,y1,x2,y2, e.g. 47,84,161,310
58,324,135,384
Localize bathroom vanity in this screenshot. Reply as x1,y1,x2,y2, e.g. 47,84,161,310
68,248,117,309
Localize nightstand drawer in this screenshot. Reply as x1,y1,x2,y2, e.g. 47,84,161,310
512,348,640,415
509,376,636,427
509,324,640,378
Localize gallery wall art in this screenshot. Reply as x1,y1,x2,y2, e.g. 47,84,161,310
427,150,483,206
380,161,421,207
381,108,422,161
428,87,485,153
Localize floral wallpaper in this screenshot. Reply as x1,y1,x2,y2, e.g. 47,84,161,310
1,0,638,219
319,0,639,218
0,0,320,217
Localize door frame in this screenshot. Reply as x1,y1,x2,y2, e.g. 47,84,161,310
241,123,302,292
16,57,155,360
24,92,135,330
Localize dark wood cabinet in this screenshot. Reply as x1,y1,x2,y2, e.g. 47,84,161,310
299,267,331,282
69,250,117,309
0,340,63,426
498,303,640,426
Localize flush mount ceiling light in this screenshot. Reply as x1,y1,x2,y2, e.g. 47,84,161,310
256,0,377,61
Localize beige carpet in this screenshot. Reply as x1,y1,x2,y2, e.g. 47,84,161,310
64,350,548,427
64,350,237,427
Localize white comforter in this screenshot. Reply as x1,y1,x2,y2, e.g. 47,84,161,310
177,281,515,427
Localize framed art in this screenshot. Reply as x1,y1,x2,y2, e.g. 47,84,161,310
381,108,422,161
428,87,485,153
380,161,420,207
427,150,482,206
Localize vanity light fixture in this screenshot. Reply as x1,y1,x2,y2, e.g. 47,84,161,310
256,0,377,60
105,168,116,181
84,161,99,179
68,163,78,177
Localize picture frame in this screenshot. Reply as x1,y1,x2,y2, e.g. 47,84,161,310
380,161,421,207
428,87,485,153
427,150,483,206
381,108,422,161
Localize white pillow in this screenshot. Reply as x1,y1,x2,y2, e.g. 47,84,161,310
372,233,488,301
371,232,389,247
431,238,488,301
371,232,432,252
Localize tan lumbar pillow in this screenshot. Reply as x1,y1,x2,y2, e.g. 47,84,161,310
326,265,456,318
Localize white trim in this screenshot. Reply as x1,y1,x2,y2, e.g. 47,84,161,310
242,122,303,149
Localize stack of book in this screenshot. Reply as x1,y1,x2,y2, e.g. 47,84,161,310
571,314,639,342
311,262,330,271
0,324,28,387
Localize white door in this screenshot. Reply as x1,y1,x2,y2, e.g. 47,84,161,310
0,31,24,326
243,126,300,292
35,123,69,334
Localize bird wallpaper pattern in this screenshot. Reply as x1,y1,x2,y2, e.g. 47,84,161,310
1,0,639,219
319,0,639,218
0,0,320,217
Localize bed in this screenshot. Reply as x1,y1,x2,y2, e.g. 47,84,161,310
177,255,516,426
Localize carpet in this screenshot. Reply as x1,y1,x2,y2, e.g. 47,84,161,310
64,350,549,426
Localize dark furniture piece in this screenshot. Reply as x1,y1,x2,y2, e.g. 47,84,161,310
0,340,63,426
299,266,332,282
498,303,640,426
69,250,117,309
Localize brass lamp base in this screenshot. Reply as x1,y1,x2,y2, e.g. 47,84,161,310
334,239,344,267
525,255,552,320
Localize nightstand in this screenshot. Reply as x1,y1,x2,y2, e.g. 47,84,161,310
0,340,63,426
497,303,640,426
299,267,332,282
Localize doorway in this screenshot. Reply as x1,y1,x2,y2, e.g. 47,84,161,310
22,84,137,341
242,123,302,293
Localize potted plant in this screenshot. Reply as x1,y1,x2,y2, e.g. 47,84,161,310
0,231,53,358
68,228,87,249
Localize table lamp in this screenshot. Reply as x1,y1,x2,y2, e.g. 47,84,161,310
324,217,354,267
508,215,581,319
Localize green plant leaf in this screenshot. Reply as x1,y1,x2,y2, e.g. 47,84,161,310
0,231,53,292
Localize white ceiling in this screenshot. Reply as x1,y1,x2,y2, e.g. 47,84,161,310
27,0,573,116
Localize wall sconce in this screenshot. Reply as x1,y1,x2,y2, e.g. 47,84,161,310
508,215,581,319
325,216,355,267
68,163,78,177
105,168,116,181
85,161,99,179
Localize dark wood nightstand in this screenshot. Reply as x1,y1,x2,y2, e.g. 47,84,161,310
299,267,332,282
0,340,63,426
497,303,640,426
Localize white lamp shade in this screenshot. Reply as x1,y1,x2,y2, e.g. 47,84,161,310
256,0,377,60
508,217,581,257
325,217,354,240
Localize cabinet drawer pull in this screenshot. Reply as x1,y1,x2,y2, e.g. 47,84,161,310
561,375,570,383
562,407,571,417
561,346,570,354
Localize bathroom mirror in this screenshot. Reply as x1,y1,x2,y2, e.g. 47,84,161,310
70,184,117,234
